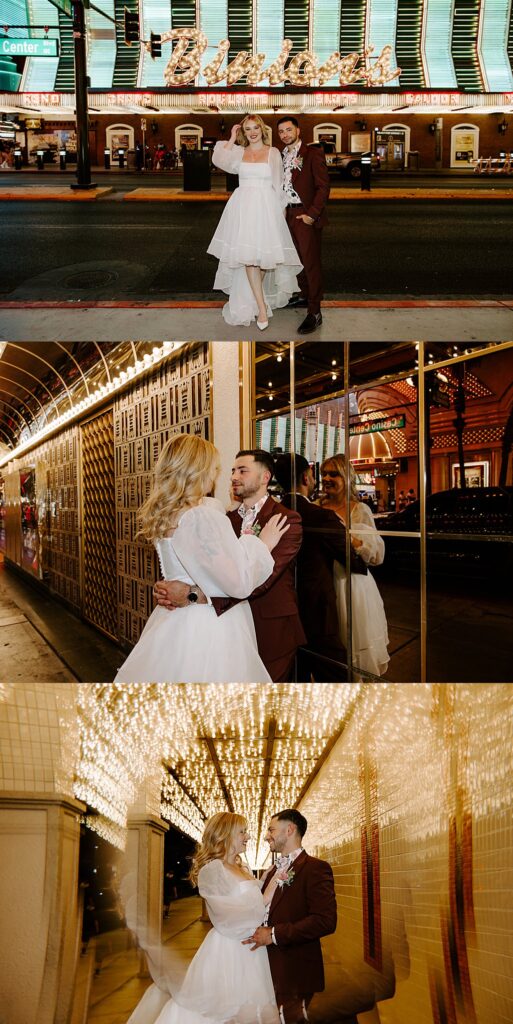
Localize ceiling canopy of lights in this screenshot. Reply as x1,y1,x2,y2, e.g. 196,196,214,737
75,683,362,867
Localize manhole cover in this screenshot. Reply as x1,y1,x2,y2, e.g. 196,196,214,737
65,269,119,289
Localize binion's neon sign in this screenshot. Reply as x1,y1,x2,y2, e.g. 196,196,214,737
144,29,402,89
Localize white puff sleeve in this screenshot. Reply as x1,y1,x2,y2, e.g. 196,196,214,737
171,503,274,598
269,146,288,210
212,141,244,174
198,859,265,939
351,502,385,566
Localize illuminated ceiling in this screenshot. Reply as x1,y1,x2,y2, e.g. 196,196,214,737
75,682,362,867
0,341,180,454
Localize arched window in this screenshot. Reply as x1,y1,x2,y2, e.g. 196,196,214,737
450,123,479,168
175,124,203,153
313,122,342,153
106,123,134,157
382,123,411,166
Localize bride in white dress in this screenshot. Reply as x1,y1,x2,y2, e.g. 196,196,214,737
319,454,390,677
126,812,280,1024
114,434,289,684
207,115,302,329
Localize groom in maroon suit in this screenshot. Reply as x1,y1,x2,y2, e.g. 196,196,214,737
277,117,330,335
153,449,305,681
244,809,337,1023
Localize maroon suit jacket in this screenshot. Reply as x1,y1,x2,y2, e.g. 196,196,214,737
211,497,306,678
290,142,330,229
262,851,337,996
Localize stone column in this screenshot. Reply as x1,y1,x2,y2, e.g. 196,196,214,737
125,813,169,976
0,791,85,1024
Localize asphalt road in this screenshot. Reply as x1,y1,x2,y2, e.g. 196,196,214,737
1,200,512,300
6,168,513,190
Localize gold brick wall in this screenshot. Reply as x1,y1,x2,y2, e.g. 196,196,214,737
81,410,117,638
301,683,513,1024
36,428,81,611
114,342,211,646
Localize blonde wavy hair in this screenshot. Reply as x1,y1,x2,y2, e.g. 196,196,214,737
138,433,221,543
189,812,248,886
320,453,359,503
236,114,272,148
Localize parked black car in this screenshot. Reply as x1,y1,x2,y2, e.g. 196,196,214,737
373,486,513,581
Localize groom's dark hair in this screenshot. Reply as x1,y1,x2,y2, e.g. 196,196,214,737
273,809,307,838
274,453,310,492
236,449,275,479
277,116,299,129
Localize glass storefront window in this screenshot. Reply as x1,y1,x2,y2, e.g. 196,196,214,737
252,340,513,683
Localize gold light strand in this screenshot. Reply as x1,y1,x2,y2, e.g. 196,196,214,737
72,684,361,865
159,30,401,88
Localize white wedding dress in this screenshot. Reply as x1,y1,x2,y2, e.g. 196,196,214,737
207,142,302,326
114,498,273,683
333,502,390,677
127,859,279,1024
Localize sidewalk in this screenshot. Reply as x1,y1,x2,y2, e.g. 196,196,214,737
87,898,205,1024
0,560,122,682
1,181,512,201
0,184,113,201
1,300,512,342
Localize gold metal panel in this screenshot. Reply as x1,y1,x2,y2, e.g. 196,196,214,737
114,342,211,647
81,410,118,640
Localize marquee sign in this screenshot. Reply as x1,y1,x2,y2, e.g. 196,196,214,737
150,29,401,89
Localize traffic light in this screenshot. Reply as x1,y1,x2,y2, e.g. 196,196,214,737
124,7,140,45
150,32,162,59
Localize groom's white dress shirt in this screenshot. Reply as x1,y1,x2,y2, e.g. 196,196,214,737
264,847,304,941
238,495,268,534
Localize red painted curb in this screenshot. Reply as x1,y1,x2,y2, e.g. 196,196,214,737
0,300,512,310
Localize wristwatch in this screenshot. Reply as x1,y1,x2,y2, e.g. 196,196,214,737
187,586,200,603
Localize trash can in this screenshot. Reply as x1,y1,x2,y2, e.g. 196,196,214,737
183,149,211,191
407,150,420,171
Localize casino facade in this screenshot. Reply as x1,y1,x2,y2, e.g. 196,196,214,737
1,0,513,169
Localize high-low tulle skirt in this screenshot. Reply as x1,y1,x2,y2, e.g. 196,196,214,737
208,178,302,327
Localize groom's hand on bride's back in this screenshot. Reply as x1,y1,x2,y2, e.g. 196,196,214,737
153,580,207,609
242,926,273,950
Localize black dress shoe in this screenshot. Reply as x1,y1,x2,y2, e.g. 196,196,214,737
287,295,309,308
297,312,322,335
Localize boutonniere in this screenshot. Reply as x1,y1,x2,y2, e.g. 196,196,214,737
251,522,262,537
291,155,303,171
275,866,295,887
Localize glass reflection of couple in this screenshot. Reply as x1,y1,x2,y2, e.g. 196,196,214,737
114,434,296,684
207,115,329,334
127,809,336,1024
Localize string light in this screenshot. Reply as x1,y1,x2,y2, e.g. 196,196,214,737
159,29,401,88
73,684,361,865
0,342,179,470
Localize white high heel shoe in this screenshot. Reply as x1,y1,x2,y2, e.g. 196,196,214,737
257,318,269,331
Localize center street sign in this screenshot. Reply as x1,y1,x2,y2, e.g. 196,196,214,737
1,37,60,57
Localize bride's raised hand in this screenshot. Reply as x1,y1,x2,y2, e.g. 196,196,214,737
259,514,290,552
230,123,241,142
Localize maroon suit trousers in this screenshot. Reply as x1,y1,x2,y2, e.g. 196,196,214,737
286,205,323,314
